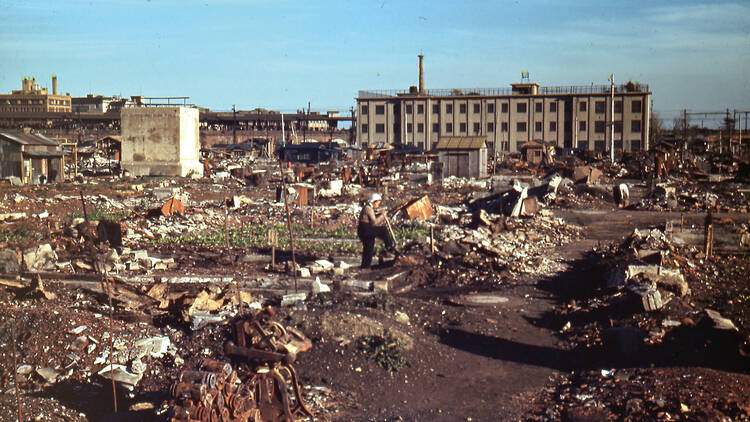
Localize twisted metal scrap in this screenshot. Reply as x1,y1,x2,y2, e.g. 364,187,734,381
168,307,313,422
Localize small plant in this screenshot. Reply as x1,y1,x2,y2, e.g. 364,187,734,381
358,330,409,372
0,223,43,243
69,207,131,222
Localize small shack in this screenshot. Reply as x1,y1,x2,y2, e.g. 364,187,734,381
98,136,122,162
0,131,64,184
435,136,488,179
520,141,545,165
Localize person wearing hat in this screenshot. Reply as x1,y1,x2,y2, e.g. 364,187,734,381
358,193,394,269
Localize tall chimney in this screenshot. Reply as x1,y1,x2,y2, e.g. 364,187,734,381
52,75,57,95
418,54,424,94
22,77,28,92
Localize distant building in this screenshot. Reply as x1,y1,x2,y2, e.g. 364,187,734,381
0,76,71,113
356,57,651,156
0,131,64,184
72,94,130,113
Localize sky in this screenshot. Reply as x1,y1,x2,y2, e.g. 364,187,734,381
1,0,748,125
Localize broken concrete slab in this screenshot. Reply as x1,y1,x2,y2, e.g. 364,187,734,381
97,364,142,389
23,244,58,272
281,292,307,307
311,277,331,294
703,309,738,331
627,284,663,312
606,264,689,297
341,279,373,291
36,367,60,384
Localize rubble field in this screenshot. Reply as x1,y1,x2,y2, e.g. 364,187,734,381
0,157,749,421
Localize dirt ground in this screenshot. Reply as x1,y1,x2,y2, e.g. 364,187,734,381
0,180,748,422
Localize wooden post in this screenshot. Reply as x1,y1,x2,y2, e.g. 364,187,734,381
704,211,714,258
279,160,299,293
430,225,435,253
310,192,315,230
268,229,277,269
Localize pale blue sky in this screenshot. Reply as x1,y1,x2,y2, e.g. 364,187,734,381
1,0,748,123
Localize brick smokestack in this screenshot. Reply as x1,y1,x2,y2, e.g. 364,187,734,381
52,75,57,95
418,54,424,94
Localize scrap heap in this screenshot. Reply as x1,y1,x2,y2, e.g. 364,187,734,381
168,307,313,422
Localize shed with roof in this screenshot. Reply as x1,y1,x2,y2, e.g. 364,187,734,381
0,131,63,184
434,136,488,179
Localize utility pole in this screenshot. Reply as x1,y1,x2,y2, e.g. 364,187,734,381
232,104,237,144
683,109,688,148
609,73,615,162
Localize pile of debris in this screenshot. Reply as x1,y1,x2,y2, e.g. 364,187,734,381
167,307,313,421
434,213,582,281
555,226,749,360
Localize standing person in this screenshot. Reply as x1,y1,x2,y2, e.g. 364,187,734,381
358,193,394,269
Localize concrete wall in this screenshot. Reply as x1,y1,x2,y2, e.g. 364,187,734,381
121,107,203,177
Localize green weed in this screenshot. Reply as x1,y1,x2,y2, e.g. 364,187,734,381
69,207,132,222
0,223,43,243
358,330,409,372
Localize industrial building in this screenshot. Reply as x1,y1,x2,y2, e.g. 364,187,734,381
356,56,651,156
0,76,71,113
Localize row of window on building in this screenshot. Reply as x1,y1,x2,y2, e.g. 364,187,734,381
362,100,642,116
361,119,642,134
1,99,71,106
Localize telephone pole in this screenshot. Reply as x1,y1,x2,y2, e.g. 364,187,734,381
609,73,615,162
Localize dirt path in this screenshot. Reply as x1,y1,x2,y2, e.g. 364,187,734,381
334,209,745,421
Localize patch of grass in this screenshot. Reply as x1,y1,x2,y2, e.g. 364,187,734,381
152,226,363,254
393,224,430,242
152,222,431,255
69,207,132,222
358,330,409,372
0,223,43,243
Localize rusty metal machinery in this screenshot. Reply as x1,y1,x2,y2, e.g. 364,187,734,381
168,307,313,422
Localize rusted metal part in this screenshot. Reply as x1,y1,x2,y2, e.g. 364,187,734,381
168,307,313,421
403,195,432,220
161,197,185,217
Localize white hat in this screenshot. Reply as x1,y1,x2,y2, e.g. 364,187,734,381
367,193,382,204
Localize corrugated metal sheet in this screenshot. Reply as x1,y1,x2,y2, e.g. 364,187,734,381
435,136,487,150
0,132,60,147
